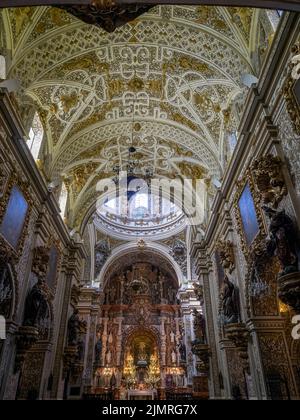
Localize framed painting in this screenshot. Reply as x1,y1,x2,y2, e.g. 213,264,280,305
237,182,260,247
0,185,28,249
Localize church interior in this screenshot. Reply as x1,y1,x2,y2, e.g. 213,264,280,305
0,1,300,400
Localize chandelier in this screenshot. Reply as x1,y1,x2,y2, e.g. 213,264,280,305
112,98,154,184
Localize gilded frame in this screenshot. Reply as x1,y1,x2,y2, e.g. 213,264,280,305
234,171,266,262
0,174,33,262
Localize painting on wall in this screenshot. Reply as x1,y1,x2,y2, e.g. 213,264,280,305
0,185,28,249
238,183,260,247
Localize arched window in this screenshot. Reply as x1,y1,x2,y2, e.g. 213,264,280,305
59,182,68,219
266,10,281,31
27,112,44,160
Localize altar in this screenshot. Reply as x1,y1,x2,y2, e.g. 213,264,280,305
127,389,156,400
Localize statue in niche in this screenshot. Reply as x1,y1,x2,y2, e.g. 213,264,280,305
152,279,160,304
137,342,147,363
178,339,186,362
106,349,112,365
95,337,102,364
23,279,48,328
263,206,299,276
168,286,176,304
109,286,117,303
77,339,85,362
192,309,206,344
221,276,240,325
170,330,175,343
67,309,86,346
171,349,177,364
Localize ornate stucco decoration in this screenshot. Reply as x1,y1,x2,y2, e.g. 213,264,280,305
0,156,9,197
31,246,50,280
251,155,287,208
70,284,81,308
223,323,249,373
1,6,276,228
216,239,235,274
283,42,300,136
170,238,187,277
244,239,279,318
193,282,204,305
95,239,111,277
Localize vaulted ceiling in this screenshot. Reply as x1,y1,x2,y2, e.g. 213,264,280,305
0,5,277,229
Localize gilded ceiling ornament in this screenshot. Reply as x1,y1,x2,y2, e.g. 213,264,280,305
13,7,33,36
60,93,79,114
108,79,125,98
160,102,198,132
251,155,287,208
70,162,99,194
232,8,252,33
127,77,144,92
62,55,103,73
177,162,205,182
222,107,232,129
137,239,146,249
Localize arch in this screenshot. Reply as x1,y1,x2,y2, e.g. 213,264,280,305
97,241,184,289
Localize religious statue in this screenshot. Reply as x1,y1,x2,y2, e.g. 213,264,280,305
67,309,85,346
77,339,85,362
95,337,102,363
192,309,206,344
106,349,112,365
263,206,299,276
221,276,240,325
137,342,147,363
178,339,187,362
23,279,48,328
171,349,177,364
109,286,117,303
